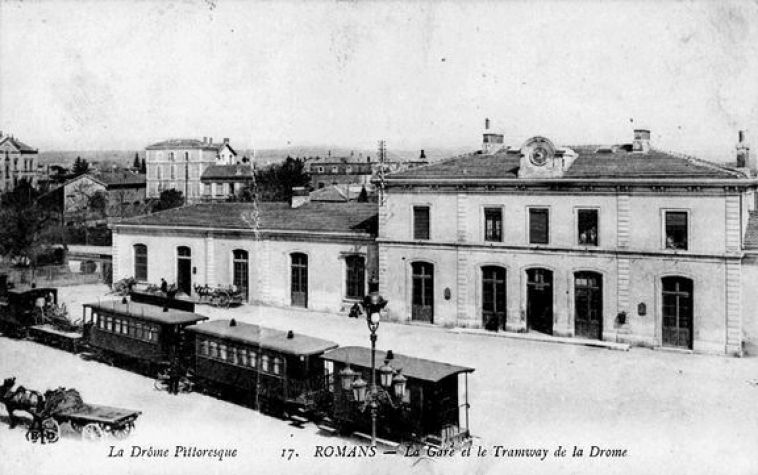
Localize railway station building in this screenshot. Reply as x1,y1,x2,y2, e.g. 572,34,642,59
378,126,758,356
111,200,378,315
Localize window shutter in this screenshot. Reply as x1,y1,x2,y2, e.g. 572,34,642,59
413,207,430,240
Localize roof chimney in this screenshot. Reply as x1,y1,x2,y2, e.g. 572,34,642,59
482,119,504,155
737,130,752,170
632,129,651,153
209,137,213,145
223,137,229,144
203,136,207,144
419,149,426,160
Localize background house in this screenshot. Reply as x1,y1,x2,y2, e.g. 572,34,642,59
0,132,40,192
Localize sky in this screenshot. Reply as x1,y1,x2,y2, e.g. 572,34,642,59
1,0,757,162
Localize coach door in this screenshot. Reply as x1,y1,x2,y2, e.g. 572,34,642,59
662,277,693,349
411,262,434,323
482,266,506,331
574,272,602,340
526,268,553,335
176,246,192,296
291,253,308,308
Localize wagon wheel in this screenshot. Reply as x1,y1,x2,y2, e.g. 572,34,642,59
111,422,133,440
82,423,104,441
154,370,170,391
25,427,42,443
42,418,60,444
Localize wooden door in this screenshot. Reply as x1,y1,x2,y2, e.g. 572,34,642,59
411,262,434,323
291,253,308,308
176,246,192,296
482,266,506,331
527,268,553,334
574,272,602,340
662,277,693,349
233,250,249,300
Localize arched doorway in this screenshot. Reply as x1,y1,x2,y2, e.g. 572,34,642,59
482,266,506,331
526,268,553,334
291,253,308,308
176,246,192,296
411,262,434,323
233,250,249,301
574,272,603,340
662,277,693,349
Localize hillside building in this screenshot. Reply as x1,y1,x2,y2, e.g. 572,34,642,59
0,132,40,192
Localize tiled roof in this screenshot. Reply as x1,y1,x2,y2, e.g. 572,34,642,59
118,201,378,235
388,147,742,181
0,136,37,153
97,172,146,187
309,185,364,202
744,211,758,250
186,320,339,356
322,346,474,383
200,164,254,181
146,139,229,151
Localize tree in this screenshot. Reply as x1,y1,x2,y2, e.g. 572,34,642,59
152,189,184,212
0,179,56,275
255,156,310,201
358,185,368,202
133,153,141,169
72,156,89,176
140,158,147,174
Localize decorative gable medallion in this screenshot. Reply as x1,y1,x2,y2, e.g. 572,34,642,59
518,136,576,178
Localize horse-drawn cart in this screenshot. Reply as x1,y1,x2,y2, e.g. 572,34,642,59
24,387,141,444
193,284,245,308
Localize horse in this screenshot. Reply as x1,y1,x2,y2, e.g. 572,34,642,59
1,377,45,429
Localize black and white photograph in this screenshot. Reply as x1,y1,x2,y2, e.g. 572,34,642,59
1,1,757,474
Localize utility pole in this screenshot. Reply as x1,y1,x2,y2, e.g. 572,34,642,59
377,140,386,206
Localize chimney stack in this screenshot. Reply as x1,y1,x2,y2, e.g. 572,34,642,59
203,136,207,143
632,129,651,153
419,149,426,160
482,119,504,155
736,130,752,170
209,137,213,144
223,137,229,144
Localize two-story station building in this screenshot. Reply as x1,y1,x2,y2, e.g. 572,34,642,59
378,127,756,355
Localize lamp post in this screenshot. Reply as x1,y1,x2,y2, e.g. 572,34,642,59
338,291,408,447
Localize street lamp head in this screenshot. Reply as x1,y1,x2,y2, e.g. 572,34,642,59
339,364,358,391
379,359,394,388
392,369,407,399
352,376,368,403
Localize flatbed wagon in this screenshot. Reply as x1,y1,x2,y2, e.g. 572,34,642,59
28,402,142,443
28,324,83,353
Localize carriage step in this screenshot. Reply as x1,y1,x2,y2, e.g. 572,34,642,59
316,424,338,435
423,435,444,447
353,432,399,450
289,415,309,423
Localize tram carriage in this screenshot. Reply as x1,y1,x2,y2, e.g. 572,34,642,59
185,319,338,418
322,346,474,447
82,300,208,373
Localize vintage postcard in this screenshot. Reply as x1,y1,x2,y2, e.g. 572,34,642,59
1,1,757,474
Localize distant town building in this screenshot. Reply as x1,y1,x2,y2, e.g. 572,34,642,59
305,150,428,191
0,132,40,192
41,171,147,224
145,137,251,202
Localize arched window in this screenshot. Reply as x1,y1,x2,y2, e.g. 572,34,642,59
345,255,365,299
133,244,147,281
291,253,308,307
411,262,434,323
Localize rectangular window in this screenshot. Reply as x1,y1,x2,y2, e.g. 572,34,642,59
248,350,257,368
529,208,549,244
665,211,688,250
239,348,248,366
413,206,430,240
273,357,282,375
262,355,269,372
577,209,598,246
209,341,218,358
345,255,365,300
484,208,503,242
218,343,227,361
229,346,238,365
199,339,208,356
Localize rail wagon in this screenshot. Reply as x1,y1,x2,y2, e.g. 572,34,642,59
185,319,338,419
0,285,59,338
322,346,474,447
82,300,208,373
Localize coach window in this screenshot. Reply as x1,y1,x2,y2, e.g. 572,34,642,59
262,355,270,372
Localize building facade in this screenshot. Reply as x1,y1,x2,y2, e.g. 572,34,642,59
145,137,242,202
378,128,756,356
306,151,428,191
112,201,378,314
0,132,39,192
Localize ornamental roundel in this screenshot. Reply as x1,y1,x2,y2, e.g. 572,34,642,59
521,136,556,167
